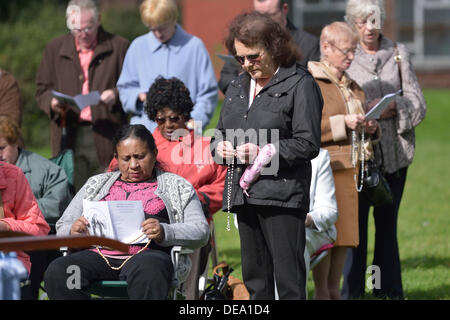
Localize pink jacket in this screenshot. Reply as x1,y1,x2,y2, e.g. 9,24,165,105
0,162,50,273
108,129,227,216
152,128,227,215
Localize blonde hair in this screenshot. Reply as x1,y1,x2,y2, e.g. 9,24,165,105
320,21,358,58
0,116,21,145
140,0,178,28
320,21,358,46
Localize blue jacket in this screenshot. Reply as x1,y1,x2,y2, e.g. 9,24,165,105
117,25,218,132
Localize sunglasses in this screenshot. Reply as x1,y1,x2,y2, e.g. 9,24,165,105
155,115,182,125
234,52,264,65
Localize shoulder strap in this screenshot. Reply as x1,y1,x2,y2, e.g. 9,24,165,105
394,42,403,96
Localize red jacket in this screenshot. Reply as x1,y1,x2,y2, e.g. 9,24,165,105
0,162,50,273
109,129,226,215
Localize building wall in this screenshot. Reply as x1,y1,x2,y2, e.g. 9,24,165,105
181,0,253,87
180,0,449,89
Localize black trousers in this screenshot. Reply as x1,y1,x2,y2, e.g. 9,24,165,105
342,167,408,300
22,225,60,300
21,249,61,300
44,249,174,300
237,205,307,300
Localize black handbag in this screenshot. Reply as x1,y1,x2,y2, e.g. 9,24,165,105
361,160,394,207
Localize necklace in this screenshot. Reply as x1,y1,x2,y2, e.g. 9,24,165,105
226,150,237,232
96,234,151,270
353,130,365,192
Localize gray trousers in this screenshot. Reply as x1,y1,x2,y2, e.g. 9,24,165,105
73,125,105,191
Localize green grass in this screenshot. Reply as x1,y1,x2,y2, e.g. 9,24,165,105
210,89,450,300
29,90,449,300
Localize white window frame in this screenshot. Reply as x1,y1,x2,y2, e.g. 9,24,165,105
292,0,346,30
292,0,450,70
410,0,450,70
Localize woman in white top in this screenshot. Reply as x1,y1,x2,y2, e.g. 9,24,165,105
305,148,338,300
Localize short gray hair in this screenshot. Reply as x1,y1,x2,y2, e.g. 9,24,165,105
345,0,385,29
66,0,99,23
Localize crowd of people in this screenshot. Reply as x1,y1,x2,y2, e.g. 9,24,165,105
0,0,426,300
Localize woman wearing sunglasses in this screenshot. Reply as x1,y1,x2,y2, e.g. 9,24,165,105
103,77,227,299
211,11,323,300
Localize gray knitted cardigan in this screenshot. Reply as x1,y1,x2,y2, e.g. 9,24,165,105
55,169,209,249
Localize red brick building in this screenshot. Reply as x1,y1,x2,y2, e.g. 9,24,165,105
99,0,450,89
180,0,450,89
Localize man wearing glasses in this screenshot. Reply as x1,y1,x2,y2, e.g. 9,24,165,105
36,0,129,192
219,0,321,95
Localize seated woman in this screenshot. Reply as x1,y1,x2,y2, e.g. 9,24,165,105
0,116,73,299
145,77,226,299
110,77,227,299
0,161,50,275
44,124,209,300
0,116,72,224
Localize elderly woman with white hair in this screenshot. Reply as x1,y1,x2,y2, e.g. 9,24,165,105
308,21,379,300
341,0,426,300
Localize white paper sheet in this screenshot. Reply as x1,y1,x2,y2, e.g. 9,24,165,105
82,200,146,244
108,201,146,244
365,90,402,120
82,200,114,239
52,90,100,110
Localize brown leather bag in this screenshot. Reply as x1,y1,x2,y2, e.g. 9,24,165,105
213,262,249,300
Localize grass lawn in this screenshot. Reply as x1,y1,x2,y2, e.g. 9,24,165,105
29,90,449,300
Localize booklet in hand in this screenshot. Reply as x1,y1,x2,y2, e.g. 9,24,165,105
52,90,100,110
82,199,147,245
365,90,402,120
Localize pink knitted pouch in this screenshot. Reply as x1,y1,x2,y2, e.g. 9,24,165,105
239,144,277,197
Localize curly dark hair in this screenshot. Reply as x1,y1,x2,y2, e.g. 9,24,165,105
225,11,302,67
144,77,194,121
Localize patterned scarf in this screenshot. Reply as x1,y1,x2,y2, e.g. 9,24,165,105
320,61,374,167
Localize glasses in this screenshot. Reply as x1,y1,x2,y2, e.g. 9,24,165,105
71,25,97,34
234,52,264,65
329,42,356,57
155,115,182,125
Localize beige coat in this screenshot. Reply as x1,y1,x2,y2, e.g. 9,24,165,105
309,62,367,170
309,62,368,247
